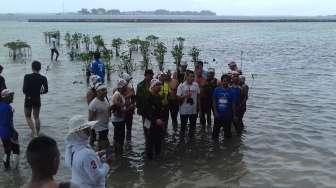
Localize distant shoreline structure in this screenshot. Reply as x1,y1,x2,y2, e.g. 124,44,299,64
28,18,336,23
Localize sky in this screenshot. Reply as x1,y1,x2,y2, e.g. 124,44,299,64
1,0,336,16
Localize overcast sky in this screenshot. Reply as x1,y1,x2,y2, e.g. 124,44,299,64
1,0,335,16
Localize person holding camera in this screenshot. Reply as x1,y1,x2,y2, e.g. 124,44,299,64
176,70,200,140
65,116,112,188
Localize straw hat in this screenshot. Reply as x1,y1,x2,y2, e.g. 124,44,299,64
68,115,97,135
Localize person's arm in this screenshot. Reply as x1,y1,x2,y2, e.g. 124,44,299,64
41,76,48,94
212,93,218,118
88,102,97,121
22,75,28,95
196,84,201,113
83,153,110,184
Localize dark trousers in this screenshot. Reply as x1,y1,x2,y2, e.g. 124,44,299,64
1,130,20,169
168,99,179,131
144,124,164,159
51,49,59,61
162,107,170,133
113,121,126,152
200,100,212,128
90,129,110,150
125,114,133,138
180,114,197,138
213,117,233,139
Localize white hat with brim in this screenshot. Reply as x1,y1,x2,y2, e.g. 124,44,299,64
1,89,14,98
117,78,128,89
68,115,98,135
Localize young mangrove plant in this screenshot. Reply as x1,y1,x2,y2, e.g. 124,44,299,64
4,40,31,61
140,40,151,70
112,38,123,57
154,42,167,71
189,46,201,64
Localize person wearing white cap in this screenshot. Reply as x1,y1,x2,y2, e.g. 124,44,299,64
142,79,165,159
65,116,111,188
110,79,128,153
118,74,136,140
88,83,110,150
86,75,102,105
0,89,20,170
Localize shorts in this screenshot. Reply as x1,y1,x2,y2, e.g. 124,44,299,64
25,96,41,108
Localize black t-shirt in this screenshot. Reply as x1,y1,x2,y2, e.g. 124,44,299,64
23,73,48,99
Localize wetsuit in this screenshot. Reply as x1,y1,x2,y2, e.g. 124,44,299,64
23,73,48,109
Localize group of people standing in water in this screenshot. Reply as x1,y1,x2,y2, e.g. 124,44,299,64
0,51,249,187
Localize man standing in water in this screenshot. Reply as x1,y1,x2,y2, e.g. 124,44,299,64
50,34,59,61
177,70,200,139
230,72,242,134
212,74,235,139
88,83,110,150
23,61,48,137
0,89,20,170
143,79,165,159
168,71,179,132
238,75,249,130
195,61,208,130
136,69,154,124
90,52,105,83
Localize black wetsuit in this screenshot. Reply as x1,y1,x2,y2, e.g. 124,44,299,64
22,73,48,108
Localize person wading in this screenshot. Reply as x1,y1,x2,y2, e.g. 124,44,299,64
168,71,179,132
23,61,48,137
136,69,154,128
65,116,111,188
0,89,20,170
0,65,7,101
111,79,128,153
89,52,105,83
143,79,165,159
212,74,235,139
177,70,200,140
50,34,59,61
88,83,110,150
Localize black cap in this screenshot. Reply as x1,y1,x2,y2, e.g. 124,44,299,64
145,69,154,75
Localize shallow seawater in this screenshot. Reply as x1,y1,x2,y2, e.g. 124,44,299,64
0,21,336,188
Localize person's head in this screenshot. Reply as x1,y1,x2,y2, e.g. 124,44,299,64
26,136,60,179
150,79,162,94
89,75,101,90
144,69,154,82
165,70,172,81
95,83,107,99
221,74,231,87
117,78,128,93
1,89,14,103
0,65,3,74
185,70,195,84
207,68,215,80
228,61,237,71
180,61,188,71
195,61,203,76
231,71,240,85
68,115,97,140
94,51,101,60
32,61,41,73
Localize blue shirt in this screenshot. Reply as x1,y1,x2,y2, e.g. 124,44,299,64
0,102,14,139
230,86,241,105
213,87,233,118
90,59,105,83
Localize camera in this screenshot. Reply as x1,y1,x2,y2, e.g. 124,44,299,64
186,97,194,105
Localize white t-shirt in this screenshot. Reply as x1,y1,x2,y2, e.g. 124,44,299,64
111,91,126,123
89,98,110,131
177,82,200,115
50,37,57,50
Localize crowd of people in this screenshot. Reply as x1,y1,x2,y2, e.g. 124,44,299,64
0,53,249,187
